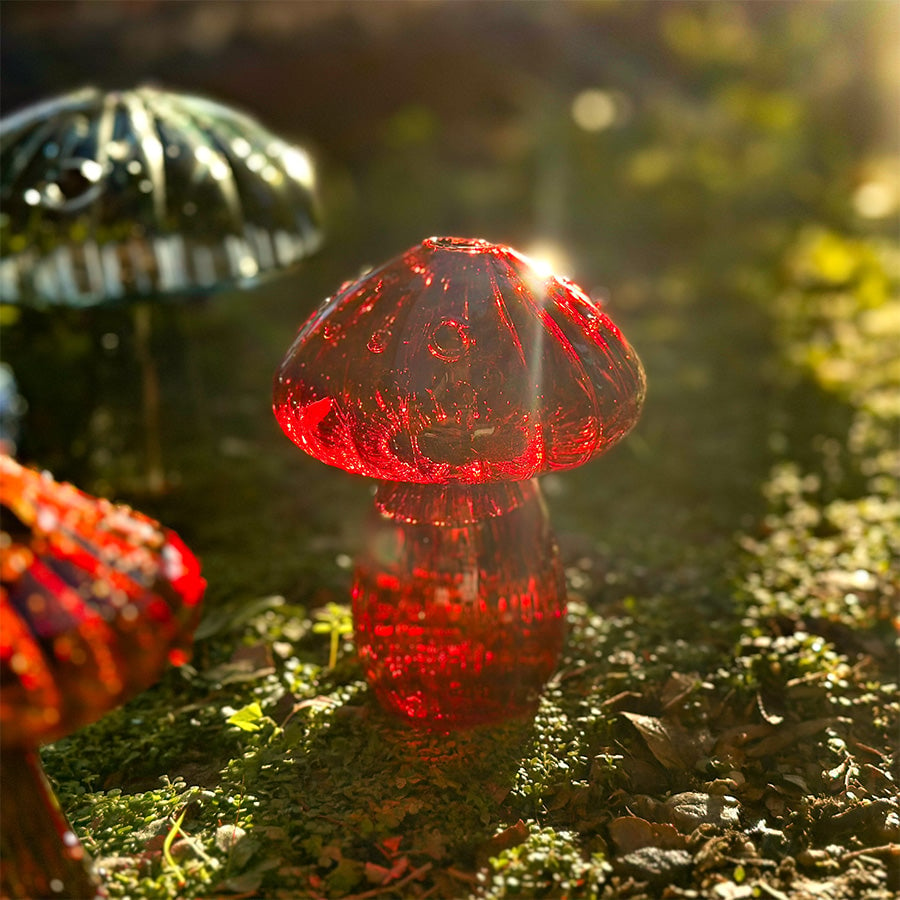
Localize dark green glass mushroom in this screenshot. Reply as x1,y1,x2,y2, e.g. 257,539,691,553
0,85,322,489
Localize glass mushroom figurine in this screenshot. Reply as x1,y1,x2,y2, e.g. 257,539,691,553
274,237,645,728
0,84,321,490
0,454,205,899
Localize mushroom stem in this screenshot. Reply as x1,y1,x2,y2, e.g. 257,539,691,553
133,303,166,493
353,480,567,727
0,746,106,900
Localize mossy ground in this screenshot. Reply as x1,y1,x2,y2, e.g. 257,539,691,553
2,3,898,898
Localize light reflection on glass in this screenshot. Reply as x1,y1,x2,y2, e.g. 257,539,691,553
231,136,252,158
282,146,315,188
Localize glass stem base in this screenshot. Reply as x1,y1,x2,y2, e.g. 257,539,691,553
352,480,566,728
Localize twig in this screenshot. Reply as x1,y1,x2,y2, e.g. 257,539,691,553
340,863,433,900
842,843,899,861
446,866,479,883
755,882,792,900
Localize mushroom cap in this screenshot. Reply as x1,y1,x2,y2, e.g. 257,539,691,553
274,237,646,483
0,455,205,747
0,85,321,307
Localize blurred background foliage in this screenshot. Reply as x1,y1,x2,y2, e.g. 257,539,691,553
1,2,898,898
2,0,896,576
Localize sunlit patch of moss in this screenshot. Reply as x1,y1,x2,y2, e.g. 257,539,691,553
481,825,611,899
786,228,896,296
738,223,900,640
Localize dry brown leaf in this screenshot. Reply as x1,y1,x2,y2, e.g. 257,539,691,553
660,673,701,711
745,717,848,758
622,712,712,771
608,816,688,854
485,820,529,856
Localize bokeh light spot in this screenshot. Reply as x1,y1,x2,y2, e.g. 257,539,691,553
571,89,617,132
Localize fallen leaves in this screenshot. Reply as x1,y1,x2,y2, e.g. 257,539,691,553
622,711,714,771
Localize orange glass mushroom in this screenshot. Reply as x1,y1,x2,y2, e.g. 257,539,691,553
0,454,205,899
274,237,645,727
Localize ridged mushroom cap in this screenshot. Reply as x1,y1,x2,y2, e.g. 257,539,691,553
274,237,645,483
0,455,205,746
0,85,321,306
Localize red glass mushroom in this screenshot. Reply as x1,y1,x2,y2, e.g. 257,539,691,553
0,454,205,899
274,237,645,727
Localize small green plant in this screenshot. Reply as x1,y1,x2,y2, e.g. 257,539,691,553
312,603,354,669
226,701,269,733
162,807,188,883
